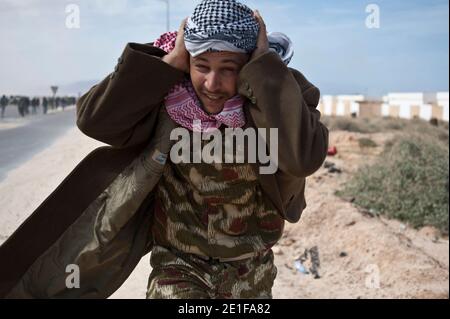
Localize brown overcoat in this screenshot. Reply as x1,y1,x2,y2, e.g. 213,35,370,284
0,43,328,298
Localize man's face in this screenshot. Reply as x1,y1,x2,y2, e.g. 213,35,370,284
190,51,249,114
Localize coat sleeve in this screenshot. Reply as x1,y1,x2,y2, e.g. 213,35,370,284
76,43,185,148
238,51,329,178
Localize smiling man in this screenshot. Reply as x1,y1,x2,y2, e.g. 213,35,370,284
140,0,328,299
0,0,328,299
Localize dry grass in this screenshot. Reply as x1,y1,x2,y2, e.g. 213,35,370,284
330,116,449,234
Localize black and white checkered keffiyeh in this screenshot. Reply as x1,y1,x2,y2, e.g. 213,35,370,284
184,0,259,56
184,0,294,65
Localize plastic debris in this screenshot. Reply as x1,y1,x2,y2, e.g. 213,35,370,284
295,246,321,279
323,161,342,174
324,161,334,169
294,260,309,274
327,146,338,156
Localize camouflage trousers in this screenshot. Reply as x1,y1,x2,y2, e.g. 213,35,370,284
146,245,277,299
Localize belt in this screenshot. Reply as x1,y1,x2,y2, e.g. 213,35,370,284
195,251,260,263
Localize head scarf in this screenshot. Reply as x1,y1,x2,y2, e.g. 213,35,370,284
184,0,259,57
268,32,294,65
184,0,294,64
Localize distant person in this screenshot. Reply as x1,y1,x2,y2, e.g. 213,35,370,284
49,97,54,110
10,96,18,106
31,97,39,115
24,97,30,116
42,97,48,114
17,97,26,117
61,97,67,110
0,95,8,118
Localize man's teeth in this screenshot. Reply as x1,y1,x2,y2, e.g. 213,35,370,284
206,94,221,100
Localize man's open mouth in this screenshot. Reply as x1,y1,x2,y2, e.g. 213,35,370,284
204,93,223,101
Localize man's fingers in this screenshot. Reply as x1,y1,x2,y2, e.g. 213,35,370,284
254,10,266,31
254,9,268,49
175,17,188,47
178,17,188,34
250,9,269,60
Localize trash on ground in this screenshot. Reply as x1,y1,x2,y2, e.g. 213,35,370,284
295,246,321,279
327,146,338,156
294,260,309,274
323,161,342,174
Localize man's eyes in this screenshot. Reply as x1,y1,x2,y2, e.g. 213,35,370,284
223,68,238,73
196,65,209,71
195,65,237,73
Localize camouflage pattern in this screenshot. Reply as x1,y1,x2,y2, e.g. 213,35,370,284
147,127,284,298
146,245,277,299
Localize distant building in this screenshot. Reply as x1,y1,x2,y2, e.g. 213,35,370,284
357,100,383,118
336,95,365,117
437,92,449,122
318,95,335,116
318,95,365,117
319,92,449,122
381,92,449,122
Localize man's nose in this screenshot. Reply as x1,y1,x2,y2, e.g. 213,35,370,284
204,71,221,92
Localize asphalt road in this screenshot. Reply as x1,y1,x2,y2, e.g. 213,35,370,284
0,107,77,181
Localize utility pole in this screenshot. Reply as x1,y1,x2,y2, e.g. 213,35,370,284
159,0,170,32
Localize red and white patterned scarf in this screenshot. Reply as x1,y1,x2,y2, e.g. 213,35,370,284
154,31,246,133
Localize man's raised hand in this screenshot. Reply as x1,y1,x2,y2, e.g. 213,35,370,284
162,18,190,73
250,10,269,61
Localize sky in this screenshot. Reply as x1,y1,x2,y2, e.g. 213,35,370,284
0,0,448,97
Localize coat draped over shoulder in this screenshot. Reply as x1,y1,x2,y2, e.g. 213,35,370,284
0,43,328,298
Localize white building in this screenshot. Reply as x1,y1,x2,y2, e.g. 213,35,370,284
381,92,449,122
318,95,336,116
336,95,365,116
319,92,449,122
437,92,449,122
318,95,365,116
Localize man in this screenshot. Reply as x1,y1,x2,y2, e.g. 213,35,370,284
17,96,26,117
0,0,327,299
42,97,48,114
31,97,39,115
142,2,325,298
0,95,8,118
61,97,66,110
